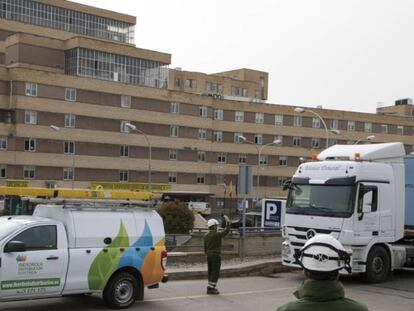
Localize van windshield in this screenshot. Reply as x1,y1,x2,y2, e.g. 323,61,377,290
287,184,356,218
0,218,24,241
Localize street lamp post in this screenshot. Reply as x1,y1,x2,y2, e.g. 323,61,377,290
125,123,152,192
238,135,281,201
50,125,75,189
331,129,376,145
294,107,329,149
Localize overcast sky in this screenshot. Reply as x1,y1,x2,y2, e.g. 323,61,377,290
75,0,414,114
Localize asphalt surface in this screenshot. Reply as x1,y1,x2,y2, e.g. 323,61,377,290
1,270,414,310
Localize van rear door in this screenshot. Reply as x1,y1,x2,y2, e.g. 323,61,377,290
0,222,68,300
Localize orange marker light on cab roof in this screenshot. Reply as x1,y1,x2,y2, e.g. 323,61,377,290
311,153,318,161
354,152,361,161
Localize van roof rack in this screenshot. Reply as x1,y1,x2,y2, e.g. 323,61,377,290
21,197,157,209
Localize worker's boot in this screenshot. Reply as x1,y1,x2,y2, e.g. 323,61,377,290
206,287,220,295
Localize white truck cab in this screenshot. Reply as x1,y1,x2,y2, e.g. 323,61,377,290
0,199,168,309
282,142,412,283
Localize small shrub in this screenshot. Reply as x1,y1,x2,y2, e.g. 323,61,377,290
157,201,195,234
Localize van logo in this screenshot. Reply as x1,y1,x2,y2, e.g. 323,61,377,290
306,229,316,240
16,255,27,262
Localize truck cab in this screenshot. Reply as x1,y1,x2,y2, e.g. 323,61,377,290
282,142,406,283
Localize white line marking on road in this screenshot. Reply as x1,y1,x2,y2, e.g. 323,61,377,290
142,286,296,303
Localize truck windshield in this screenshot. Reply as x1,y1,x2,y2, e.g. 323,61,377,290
0,218,24,241
287,184,356,217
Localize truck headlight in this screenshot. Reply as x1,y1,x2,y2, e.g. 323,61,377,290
282,242,291,257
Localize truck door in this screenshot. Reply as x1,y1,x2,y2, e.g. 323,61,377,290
0,224,67,300
353,183,380,245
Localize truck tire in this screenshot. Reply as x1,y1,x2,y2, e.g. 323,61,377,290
103,272,138,309
364,246,390,283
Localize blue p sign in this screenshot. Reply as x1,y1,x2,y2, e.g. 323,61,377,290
264,200,281,227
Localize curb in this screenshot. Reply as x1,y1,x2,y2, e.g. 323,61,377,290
166,259,289,281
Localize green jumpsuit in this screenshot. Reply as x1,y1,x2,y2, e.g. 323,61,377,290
277,279,369,311
204,223,230,289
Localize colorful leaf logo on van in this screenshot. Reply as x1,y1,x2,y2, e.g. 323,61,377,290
15,255,27,262
88,221,129,290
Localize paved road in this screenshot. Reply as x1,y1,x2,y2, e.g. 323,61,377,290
1,270,414,310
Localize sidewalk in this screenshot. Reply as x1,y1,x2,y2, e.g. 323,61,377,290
166,254,289,280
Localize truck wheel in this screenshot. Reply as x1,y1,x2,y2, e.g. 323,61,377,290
103,272,138,309
364,246,390,283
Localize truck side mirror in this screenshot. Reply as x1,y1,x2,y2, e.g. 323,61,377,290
4,241,26,253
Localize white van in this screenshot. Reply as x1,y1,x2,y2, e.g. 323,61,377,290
0,199,168,309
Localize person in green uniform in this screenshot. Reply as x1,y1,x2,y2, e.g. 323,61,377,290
204,215,230,295
277,234,369,311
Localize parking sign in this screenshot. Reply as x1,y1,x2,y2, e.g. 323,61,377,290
261,199,285,228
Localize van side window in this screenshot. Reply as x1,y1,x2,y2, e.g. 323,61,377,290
357,185,378,213
10,225,57,251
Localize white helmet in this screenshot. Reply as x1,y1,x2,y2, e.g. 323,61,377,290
295,234,352,273
207,219,219,228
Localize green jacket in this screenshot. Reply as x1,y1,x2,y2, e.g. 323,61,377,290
277,279,369,311
204,224,230,256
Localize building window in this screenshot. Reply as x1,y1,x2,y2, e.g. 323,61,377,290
231,86,247,97
217,153,227,164
235,111,244,122
185,79,197,89
397,126,404,135
198,129,207,140
216,198,225,208
170,102,180,114
293,116,302,127
364,122,372,133
175,78,181,88
64,141,75,154
24,138,36,152
213,109,223,120
380,124,388,134
170,125,179,137
64,114,76,128
259,154,268,166
255,90,261,99
168,172,177,183
120,121,131,133
328,139,337,147
255,134,263,145
311,138,320,148
312,118,320,128
347,121,355,132
330,119,338,130
293,136,301,147
239,154,247,164
120,145,129,157
279,156,288,166
25,82,37,96
119,170,128,182
275,135,283,145
278,176,288,187
65,88,76,102
63,167,74,180
206,81,223,93
169,149,178,160
255,113,264,124
197,175,205,184
197,151,206,162
0,165,6,178
234,133,243,143
214,131,223,142
24,111,37,124
216,175,225,185
0,136,6,150
23,166,35,179
199,106,208,118
121,95,131,108
275,115,283,126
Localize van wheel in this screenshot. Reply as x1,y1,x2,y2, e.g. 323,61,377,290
103,272,138,309
364,246,390,283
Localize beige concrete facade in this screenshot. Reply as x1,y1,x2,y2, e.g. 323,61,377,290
0,1,413,213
